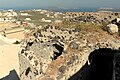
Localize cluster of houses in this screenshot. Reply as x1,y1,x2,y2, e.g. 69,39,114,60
0,9,70,30
0,9,18,23
33,9,63,23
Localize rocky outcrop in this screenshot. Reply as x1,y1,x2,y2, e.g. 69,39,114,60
66,12,120,24
71,15,100,24
19,25,120,80
19,26,80,80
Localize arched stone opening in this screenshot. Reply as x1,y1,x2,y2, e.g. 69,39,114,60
89,48,115,80
53,44,64,60
69,48,120,80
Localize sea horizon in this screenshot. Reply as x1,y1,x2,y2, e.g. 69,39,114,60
0,7,120,12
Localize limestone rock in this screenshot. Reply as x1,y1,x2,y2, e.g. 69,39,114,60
106,24,118,34
70,41,78,49
59,66,66,74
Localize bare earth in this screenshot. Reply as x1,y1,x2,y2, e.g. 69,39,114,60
7,31,24,40
0,44,20,78
0,22,18,30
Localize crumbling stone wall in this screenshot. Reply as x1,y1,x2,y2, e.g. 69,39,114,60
19,25,120,80
66,12,120,22
19,26,80,80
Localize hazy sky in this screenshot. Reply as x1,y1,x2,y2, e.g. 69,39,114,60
0,0,120,8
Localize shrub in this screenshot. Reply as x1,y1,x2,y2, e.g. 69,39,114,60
13,41,20,44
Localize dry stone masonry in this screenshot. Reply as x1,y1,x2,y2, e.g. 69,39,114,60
19,26,80,80
19,25,120,80
66,12,120,24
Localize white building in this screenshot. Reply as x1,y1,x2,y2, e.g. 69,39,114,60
46,14,50,17
54,20,62,23
25,18,31,21
12,12,18,16
41,18,51,22
0,18,4,22
3,11,18,17
20,13,30,16
0,12,2,16
34,9,42,12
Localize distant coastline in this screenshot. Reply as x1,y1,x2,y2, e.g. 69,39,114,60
0,7,120,12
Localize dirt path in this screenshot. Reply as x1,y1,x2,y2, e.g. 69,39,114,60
0,44,20,78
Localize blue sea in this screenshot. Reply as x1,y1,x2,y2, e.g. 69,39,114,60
0,7,120,12
54,7,98,12
0,7,38,11
54,7,120,12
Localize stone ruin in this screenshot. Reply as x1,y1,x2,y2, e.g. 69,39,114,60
66,12,120,24
19,25,120,80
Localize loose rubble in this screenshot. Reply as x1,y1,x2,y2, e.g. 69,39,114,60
19,25,120,80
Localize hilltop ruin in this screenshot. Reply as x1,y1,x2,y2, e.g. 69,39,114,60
19,24,120,80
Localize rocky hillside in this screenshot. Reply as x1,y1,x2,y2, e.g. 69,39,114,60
19,23,120,80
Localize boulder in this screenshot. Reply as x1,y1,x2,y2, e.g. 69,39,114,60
70,41,78,49
106,24,118,34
